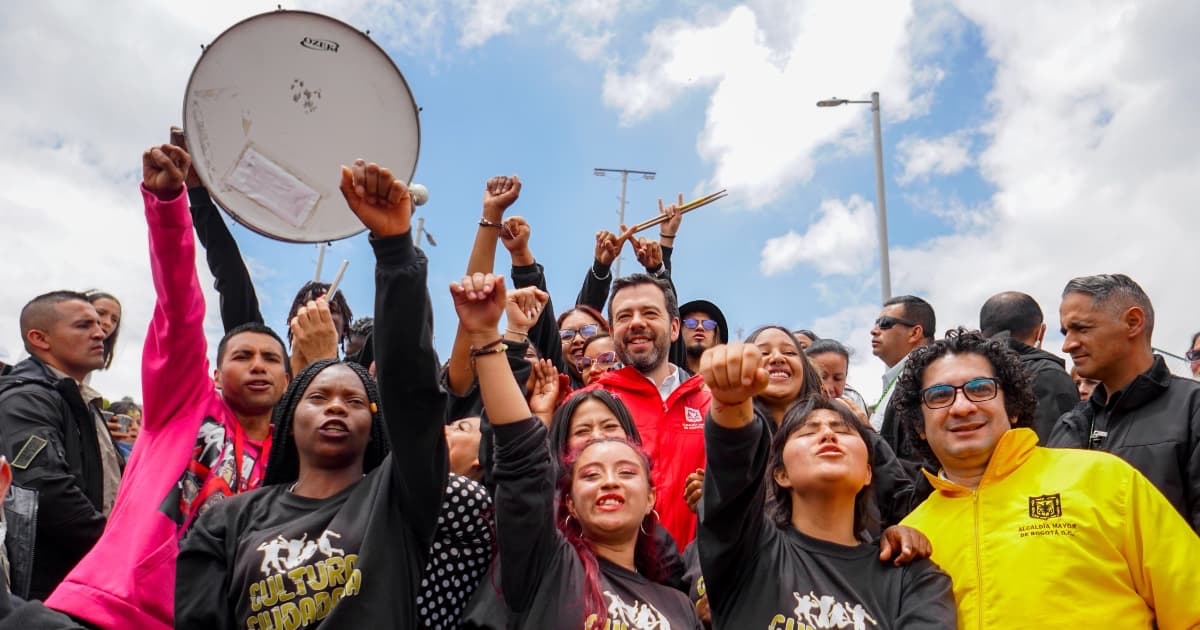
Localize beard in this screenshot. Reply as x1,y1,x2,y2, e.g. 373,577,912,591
617,329,669,374
685,340,708,359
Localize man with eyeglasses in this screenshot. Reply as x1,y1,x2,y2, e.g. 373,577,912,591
1047,274,1200,532
869,295,935,459
578,274,713,548
675,299,728,376
894,329,1200,628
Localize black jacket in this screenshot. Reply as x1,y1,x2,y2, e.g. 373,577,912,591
0,357,114,599
1047,355,1200,532
1008,340,1079,441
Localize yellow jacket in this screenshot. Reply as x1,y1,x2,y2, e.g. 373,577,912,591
902,428,1200,629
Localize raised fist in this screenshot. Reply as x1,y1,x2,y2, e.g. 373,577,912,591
142,144,191,201
699,343,770,406
483,175,521,215
339,159,413,238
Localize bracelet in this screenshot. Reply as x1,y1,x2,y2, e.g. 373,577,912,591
479,217,503,229
504,328,530,340
470,338,504,354
470,343,508,359
591,263,612,281
659,232,676,238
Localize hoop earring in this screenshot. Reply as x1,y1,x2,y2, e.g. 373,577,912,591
639,522,649,535
652,509,660,521
563,514,575,530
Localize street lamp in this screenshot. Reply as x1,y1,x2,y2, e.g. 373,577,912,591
594,167,656,279
817,91,892,302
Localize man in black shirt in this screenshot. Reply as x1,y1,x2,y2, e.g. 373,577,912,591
1049,273,1200,531
979,291,1077,440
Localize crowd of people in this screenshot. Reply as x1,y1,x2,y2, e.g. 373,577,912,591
0,134,1197,630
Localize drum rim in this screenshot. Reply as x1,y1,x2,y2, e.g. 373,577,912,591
182,9,421,243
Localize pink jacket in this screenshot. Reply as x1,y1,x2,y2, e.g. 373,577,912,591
47,186,252,629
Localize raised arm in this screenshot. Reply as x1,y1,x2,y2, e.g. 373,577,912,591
502,215,564,367
576,226,632,311
171,128,263,332
695,343,772,613
446,176,522,396
339,159,447,549
140,144,217,431
452,273,560,612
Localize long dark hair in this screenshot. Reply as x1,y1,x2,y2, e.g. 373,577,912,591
85,290,121,370
548,389,641,460
745,325,823,411
263,359,389,485
557,437,661,628
768,397,876,536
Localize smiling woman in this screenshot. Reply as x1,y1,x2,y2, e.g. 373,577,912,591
457,272,699,629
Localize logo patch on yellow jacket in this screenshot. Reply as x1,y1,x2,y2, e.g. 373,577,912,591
1028,493,1062,520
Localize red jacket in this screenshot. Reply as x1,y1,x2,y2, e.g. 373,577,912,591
582,365,711,548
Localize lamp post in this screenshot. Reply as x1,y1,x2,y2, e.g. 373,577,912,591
817,91,892,302
593,167,656,278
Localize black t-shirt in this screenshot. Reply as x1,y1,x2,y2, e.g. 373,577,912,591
699,415,956,630
176,232,458,629
462,418,701,629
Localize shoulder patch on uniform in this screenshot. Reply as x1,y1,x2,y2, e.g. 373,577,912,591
11,435,48,470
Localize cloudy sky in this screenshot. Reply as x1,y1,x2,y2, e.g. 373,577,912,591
2,0,1196,404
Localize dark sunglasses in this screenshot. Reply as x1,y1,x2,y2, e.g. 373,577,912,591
579,351,619,369
683,318,718,331
921,377,999,409
1187,349,1200,362
875,316,918,330
559,324,600,341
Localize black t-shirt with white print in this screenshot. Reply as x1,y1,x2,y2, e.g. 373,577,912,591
698,413,956,630
462,417,701,630
175,231,458,629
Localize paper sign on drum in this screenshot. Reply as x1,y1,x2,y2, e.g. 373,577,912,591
183,9,421,243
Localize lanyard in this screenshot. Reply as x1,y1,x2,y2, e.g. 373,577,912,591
229,418,273,490
875,374,900,410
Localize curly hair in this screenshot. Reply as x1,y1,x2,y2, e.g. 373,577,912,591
286,281,353,350
893,328,1037,469
263,359,390,486
767,397,876,535
556,437,661,629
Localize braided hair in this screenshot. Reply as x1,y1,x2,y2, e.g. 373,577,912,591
286,281,353,349
262,359,390,486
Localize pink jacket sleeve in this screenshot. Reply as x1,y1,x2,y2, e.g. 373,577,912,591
139,184,213,431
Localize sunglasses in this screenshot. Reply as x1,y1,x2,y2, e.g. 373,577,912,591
875,316,918,330
920,377,999,409
683,318,718,331
579,351,619,370
1186,349,1200,362
559,324,600,341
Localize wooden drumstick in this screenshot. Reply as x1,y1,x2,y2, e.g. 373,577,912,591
326,260,349,298
630,189,728,234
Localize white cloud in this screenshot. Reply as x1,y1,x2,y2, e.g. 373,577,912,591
602,0,954,207
760,196,878,277
896,132,973,183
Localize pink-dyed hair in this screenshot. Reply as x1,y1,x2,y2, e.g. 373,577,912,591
557,437,662,628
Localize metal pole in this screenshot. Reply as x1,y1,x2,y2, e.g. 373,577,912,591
616,171,629,279
870,91,892,302
415,216,425,247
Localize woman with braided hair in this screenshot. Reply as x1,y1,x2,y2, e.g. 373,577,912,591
176,159,488,628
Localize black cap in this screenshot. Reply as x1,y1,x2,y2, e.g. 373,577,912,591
679,299,729,344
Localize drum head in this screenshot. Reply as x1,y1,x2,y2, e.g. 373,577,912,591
184,10,420,243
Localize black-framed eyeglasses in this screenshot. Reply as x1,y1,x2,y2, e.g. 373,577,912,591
921,377,1000,409
875,316,918,330
1186,349,1200,362
683,318,718,331
579,351,618,369
559,324,599,341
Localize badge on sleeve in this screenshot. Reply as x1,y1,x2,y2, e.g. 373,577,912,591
11,435,49,470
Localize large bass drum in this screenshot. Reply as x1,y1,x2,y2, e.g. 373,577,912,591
183,10,420,242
